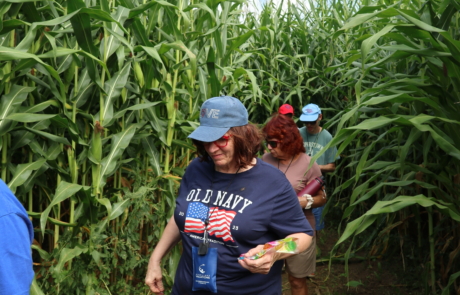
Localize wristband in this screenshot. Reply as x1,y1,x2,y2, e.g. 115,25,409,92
303,194,314,210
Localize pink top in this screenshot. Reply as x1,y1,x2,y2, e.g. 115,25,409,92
262,152,322,228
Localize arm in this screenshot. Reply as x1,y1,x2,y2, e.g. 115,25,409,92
237,232,312,274
298,158,326,208
298,185,326,209
319,162,335,173
145,216,181,294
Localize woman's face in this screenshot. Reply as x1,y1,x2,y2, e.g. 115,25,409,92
204,133,236,171
266,137,287,159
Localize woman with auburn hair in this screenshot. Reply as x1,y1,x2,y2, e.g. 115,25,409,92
262,114,326,295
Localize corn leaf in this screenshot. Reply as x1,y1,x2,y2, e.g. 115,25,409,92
0,84,35,136
40,181,83,235
8,158,46,192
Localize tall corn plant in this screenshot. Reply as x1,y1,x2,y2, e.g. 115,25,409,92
233,0,355,126
310,0,460,293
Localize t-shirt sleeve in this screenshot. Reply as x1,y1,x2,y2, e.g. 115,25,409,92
308,161,322,181
0,213,34,295
176,171,189,205
300,154,322,184
324,144,338,164
175,158,200,206
324,131,339,163
268,181,313,237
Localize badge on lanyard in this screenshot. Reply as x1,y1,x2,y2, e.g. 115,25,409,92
192,229,218,293
191,168,240,293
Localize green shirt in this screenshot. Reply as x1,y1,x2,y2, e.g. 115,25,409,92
299,127,339,165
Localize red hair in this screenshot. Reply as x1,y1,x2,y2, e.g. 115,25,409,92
262,114,305,157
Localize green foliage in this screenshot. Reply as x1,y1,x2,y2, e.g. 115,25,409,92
1,0,459,294
320,0,460,292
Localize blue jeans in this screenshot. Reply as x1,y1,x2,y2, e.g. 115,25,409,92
312,206,325,230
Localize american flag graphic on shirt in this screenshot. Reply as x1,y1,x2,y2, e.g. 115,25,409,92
184,202,236,242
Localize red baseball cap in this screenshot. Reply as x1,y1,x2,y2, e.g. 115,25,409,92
279,104,294,115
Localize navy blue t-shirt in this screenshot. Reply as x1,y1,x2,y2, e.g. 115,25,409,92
172,158,313,295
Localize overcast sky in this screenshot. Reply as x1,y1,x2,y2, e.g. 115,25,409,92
243,0,308,15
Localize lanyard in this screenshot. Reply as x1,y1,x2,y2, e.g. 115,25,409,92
306,130,321,157
199,165,241,255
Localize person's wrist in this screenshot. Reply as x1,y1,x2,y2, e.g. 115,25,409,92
303,194,314,209
150,256,162,265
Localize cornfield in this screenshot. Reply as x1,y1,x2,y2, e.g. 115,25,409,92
1,0,459,293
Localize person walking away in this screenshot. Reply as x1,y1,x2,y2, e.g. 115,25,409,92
262,114,326,295
298,103,339,266
0,179,35,295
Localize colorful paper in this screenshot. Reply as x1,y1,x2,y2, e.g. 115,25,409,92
238,237,299,260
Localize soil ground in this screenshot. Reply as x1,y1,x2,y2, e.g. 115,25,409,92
281,228,424,295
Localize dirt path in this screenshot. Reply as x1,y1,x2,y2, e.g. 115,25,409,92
281,228,422,295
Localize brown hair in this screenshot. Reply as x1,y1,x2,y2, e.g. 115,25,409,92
262,114,305,157
192,123,262,168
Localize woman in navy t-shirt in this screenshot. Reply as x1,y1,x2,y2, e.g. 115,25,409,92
145,96,313,295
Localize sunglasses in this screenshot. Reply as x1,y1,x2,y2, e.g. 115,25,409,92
266,140,280,148
208,135,232,148
304,120,317,125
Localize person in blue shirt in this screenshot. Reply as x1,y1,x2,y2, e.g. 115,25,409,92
145,96,314,295
0,179,34,295
298,104,339,273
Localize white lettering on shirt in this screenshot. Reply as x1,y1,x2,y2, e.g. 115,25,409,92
188,189,253,212
221,194,233,208
186,189,195,201
213,190,227,206
231,195,244,209
238,199,253,213
304,142,324,150
202,190,213,203
192,188,202,202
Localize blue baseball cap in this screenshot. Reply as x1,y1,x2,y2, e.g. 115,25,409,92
188,96,248,142
299,104,321,121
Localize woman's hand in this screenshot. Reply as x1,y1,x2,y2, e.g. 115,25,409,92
237,245,281,274
145,261,164,294
144,217,181,294
238,234,311,274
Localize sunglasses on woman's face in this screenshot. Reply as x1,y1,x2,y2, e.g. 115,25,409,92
208,135,232,148
266,140,280,148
